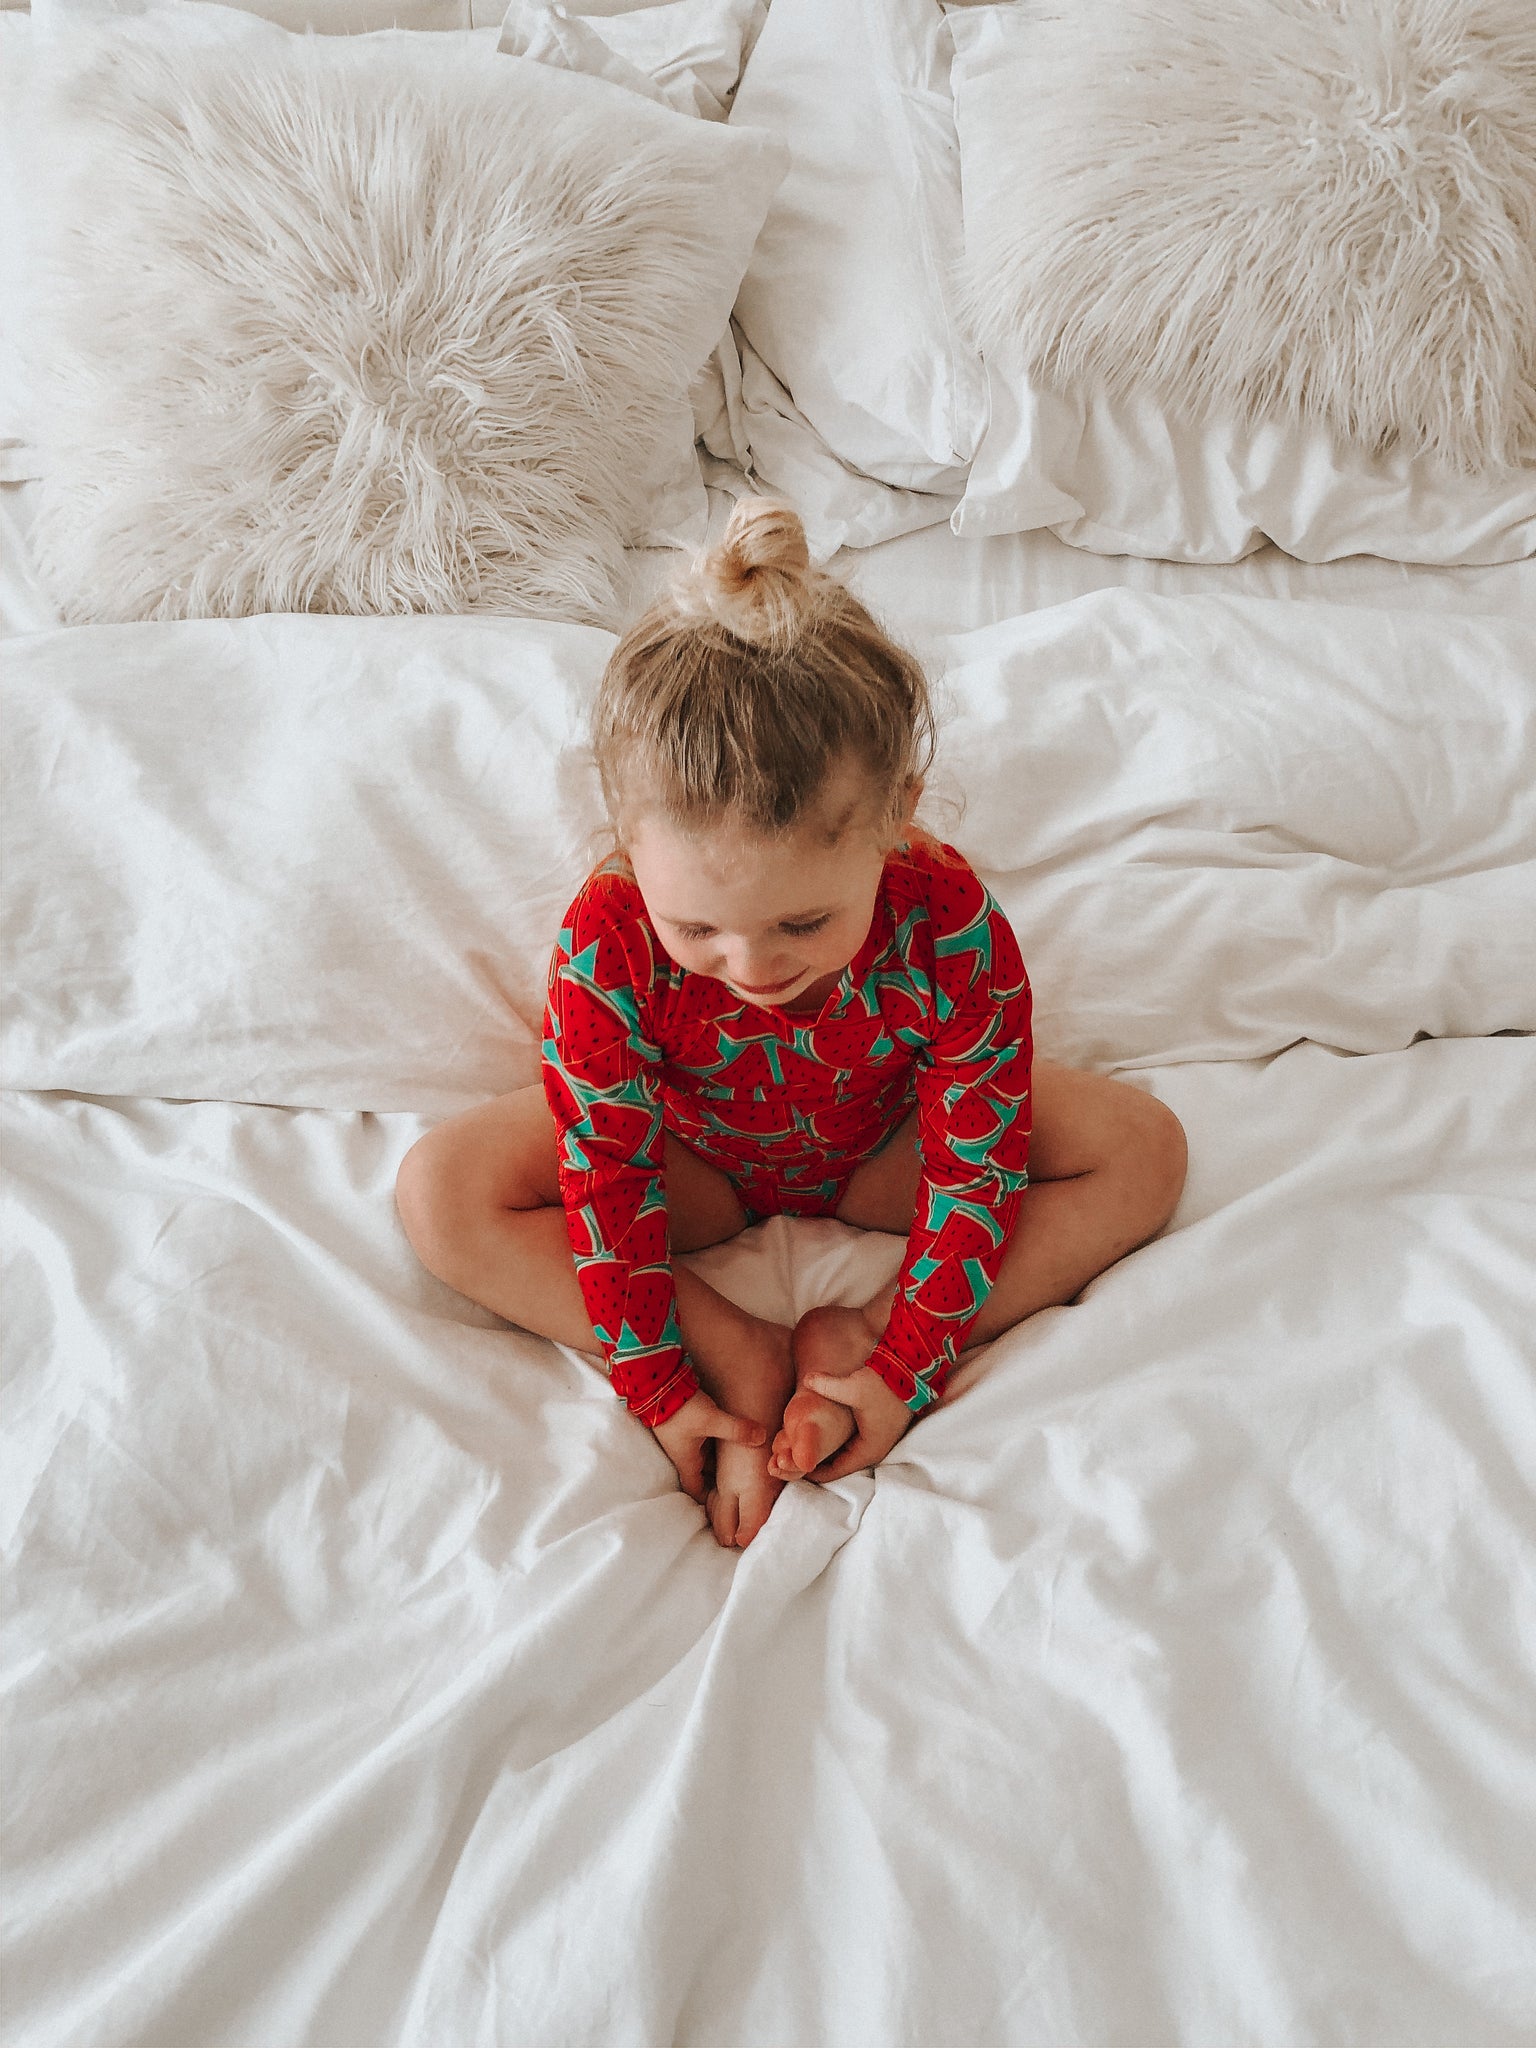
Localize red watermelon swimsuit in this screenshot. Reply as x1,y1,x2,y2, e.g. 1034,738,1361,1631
541,840,1033,1429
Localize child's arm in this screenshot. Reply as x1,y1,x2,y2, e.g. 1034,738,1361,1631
864,879,1034,1412
542,900,699,1430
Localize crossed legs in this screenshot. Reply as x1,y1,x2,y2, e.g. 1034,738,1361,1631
395,1063,1187,1546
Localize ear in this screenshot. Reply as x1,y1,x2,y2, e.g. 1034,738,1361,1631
892,775,924,847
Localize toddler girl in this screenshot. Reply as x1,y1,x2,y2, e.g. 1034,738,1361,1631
397,500,1186,1548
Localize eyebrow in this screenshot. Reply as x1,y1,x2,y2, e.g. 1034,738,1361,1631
660,906,834,926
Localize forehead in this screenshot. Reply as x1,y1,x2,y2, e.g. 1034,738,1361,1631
631,815,857,895
627,799,883,921
628,761,879,859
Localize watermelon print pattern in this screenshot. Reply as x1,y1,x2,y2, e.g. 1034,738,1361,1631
542,840,1033,1427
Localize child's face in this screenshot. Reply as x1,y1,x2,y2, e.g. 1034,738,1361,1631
627,766,908,1010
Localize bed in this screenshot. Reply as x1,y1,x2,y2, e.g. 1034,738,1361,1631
4,3,1536,2044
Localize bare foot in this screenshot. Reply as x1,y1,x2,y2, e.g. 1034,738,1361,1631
770,1303,881,1480
692,1316,796,1549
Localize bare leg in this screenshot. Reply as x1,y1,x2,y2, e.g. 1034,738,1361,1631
395,1085,794,1546
771,1063,1188,1478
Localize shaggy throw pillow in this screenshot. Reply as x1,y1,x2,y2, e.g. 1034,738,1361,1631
23,13,785,622
959,0,1536,475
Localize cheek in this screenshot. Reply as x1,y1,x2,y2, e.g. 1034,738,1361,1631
817,909,871,967
668,940,715,977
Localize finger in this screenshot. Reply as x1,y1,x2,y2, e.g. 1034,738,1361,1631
704,1405,768,1448
677,1451,707,1504
711,1489,739,1548
806,1435,875,1484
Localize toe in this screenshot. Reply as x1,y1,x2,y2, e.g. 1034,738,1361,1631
789,1416,826,1472
735,1482,779,1548
802,1399,856,1473
710,1491,739,1548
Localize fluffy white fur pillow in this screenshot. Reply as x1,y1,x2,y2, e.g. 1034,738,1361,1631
960,0,1536,475
24,16,784,622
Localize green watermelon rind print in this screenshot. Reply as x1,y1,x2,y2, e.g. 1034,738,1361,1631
543,842,1033,1423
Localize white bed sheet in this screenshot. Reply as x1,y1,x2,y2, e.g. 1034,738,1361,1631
4,16,1535,2017
8,593,1534,1110
5,1037,1536,2047
840,510,1536,644
5,578,1536,2044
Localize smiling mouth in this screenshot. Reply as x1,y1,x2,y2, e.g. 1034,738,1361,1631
735,973,801,996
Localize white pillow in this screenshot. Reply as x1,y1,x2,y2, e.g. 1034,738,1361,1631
960,0,1536,478
34,0,487,32
2,14,509,484
727,0,980,541
21,4,786,623
729,337,966,558
715,0,1536,566
5,3,753,518
498,0,766,121
948,3,1536,567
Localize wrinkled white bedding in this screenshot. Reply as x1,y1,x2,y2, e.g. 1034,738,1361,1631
11,470,1536,647
840,506,1536,640
5,593,1534,1107
6,1034,1536,2046
4,589,1535,2043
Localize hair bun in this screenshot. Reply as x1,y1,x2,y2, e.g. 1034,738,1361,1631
688,497,814,648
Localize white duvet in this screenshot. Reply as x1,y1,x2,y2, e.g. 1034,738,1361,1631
5,593,1536,2045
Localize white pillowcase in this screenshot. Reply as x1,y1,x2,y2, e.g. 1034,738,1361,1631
6,0,775,529
716,0,1536,567
21,2,786,622
726,0,981,550
33,0,493,31
960,0,1536,479
499,0,766,121
947,3,1536,567
2,12,507,481
728,340,968,556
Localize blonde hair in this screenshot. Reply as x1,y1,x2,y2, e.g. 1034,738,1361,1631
592,498,935,840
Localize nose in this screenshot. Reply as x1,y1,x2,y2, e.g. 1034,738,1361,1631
721,941,793,988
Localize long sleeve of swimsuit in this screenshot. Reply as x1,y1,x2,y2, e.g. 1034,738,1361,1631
863,871,1033,1412
543,850,1032,1429
542,883,698,1430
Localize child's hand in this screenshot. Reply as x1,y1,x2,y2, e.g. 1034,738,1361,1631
652,1389,767,1505
794,1366,912,1482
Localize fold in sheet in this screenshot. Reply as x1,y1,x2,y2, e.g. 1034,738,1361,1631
4,1041,1535,2044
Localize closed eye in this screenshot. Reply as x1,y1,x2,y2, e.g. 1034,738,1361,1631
669,913,831,942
